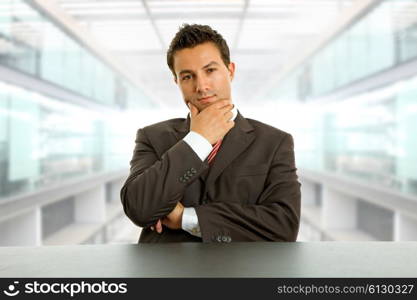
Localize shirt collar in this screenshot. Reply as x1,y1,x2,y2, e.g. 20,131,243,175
231,103,238,121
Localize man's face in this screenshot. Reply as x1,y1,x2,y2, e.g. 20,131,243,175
173,42,235,112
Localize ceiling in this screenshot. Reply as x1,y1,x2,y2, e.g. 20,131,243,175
55,0,356,107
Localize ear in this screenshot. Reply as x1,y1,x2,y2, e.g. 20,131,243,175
228,62,235,81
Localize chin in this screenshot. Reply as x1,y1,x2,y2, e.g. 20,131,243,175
197,105,207,112
200,102,214,110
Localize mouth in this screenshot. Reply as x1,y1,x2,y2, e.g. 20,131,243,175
198,95,216,104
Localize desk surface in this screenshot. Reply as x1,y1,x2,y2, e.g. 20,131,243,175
1,242,416,277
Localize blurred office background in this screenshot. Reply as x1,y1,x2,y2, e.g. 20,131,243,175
1,0,417,246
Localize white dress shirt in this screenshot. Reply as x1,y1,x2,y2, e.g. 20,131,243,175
181,104,238,237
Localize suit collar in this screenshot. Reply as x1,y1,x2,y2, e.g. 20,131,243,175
234,110,254,133
173,114,190,133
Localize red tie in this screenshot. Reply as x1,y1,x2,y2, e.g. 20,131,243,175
207,139,222,165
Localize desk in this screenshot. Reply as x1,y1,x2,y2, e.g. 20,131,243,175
1,242,416,277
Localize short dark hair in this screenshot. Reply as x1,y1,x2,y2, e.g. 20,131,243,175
167,23,231,78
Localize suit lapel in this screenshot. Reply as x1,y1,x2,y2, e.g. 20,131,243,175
205,111,255,190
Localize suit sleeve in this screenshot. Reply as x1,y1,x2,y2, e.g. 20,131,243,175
120,128,208,228
194,133,301,242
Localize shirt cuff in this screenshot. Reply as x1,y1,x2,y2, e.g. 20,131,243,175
182,207,201,237
183,131,212,161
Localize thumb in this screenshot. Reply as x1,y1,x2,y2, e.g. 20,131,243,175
188,102,198,118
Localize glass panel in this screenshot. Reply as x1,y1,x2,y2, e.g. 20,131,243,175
396,83,417,195
367,2,396,73
40,23,65,85
8,92,40,182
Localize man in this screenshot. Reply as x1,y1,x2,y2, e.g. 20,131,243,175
120,24,301,243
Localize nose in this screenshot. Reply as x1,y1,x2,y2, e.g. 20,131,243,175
195,74,210,94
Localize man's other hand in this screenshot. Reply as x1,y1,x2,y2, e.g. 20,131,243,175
150,219,163,233
188,100,235,145
150,202,185,233
162,201,184,229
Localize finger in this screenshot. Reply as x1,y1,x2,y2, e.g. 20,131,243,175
223,110,233,119
226,119,235,128
155,220,162,233
215,100,233,109
218,104,234,114
188,102,198,118
221,111,233,124
150,226,154,231
156,219,162,233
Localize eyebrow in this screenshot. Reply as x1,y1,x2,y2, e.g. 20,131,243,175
178,61,220,76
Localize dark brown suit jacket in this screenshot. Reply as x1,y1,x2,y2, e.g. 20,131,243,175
120,111,301,243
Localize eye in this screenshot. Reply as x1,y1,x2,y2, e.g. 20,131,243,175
181,75,191,81
207,68,216,73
